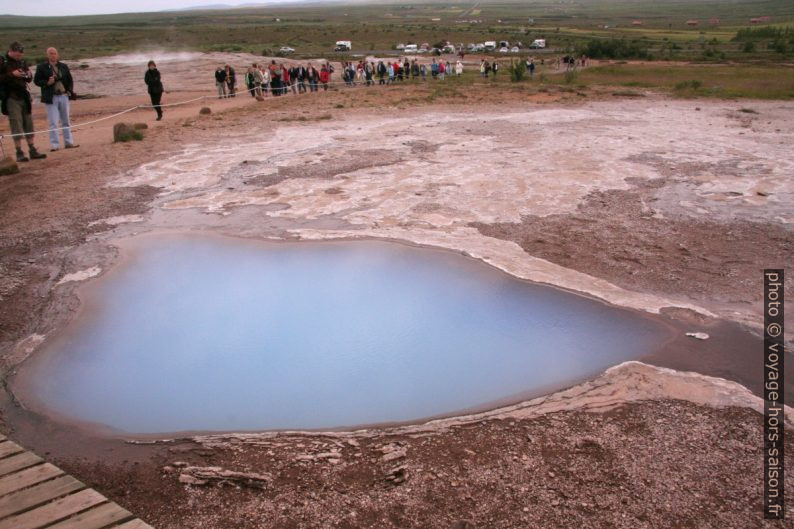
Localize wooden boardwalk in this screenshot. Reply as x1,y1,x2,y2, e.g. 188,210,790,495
0,434,154,529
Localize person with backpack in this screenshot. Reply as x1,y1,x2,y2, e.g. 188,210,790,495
143,60,164,120
34,46,79,149
0,42,46,162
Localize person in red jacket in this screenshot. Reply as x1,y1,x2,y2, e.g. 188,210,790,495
280,65,289,95
319,65,329,91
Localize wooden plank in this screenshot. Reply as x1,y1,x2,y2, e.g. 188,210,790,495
0,474,85,519
0,489,107,529
0,442,24,460
0,463,64,497
114,519,156,529
44,502,134,529
0,453,43,478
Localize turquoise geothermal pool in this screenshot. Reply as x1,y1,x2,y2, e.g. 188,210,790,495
23,235,671,433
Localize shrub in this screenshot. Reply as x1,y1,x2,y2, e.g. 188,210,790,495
113,123,143,142
576,39,649,60
508,60,526,82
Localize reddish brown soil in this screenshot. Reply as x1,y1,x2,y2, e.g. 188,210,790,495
0,81,790,529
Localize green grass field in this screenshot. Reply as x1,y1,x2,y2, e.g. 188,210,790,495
2,0,793,59
1,0,792,99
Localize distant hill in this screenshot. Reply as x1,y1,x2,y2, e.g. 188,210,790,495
161,0,312,11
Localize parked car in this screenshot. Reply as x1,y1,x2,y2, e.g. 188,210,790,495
396,43,406,50
510,46,520,53
334,40,352,51
279,46,295,54
499,47,509,53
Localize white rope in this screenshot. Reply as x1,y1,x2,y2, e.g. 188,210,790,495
0,104,140,140
0,72,510,140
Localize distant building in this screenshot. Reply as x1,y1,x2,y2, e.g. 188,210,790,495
632,20,643,26
708,18,720,26
751,16,772,24
686,19,699,26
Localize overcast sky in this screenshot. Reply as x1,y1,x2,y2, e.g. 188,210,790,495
0,1,281,17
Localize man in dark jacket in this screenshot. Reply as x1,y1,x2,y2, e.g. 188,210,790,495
0,42,46,162
215,67,227,98
34,47,78,151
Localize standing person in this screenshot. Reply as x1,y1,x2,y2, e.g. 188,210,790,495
431,59,438,79
143,60,164,120
260,64,270,96
356,61,363,84
269,61,280,96
297,64,307,93
419,63,427,80
0,42,46,162
280,63,290,95
214,66,227,98
288,64,299,94
225,65,236,97
411,60,419,78
455,60,463,76
480,59,486,77
528,59,535,78
306,63,318,92
377,60,386,85
34,46,79,150
438,60,446,80
387,62,394,84
492,61,499,77
253,63,265,97
319,64,329,91
245,66,256,97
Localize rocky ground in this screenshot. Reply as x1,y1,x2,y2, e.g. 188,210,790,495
0,53,792,528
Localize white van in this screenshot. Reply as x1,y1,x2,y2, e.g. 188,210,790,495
404,44,418,53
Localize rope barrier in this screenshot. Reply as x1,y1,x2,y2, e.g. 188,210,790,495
0,70,532,141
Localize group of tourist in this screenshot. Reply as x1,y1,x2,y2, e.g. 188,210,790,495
236,58,467,98
0,42,79,163
0,38,560,165
240,61,332,97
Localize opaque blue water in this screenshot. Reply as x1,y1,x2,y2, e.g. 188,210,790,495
25,236,670,434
